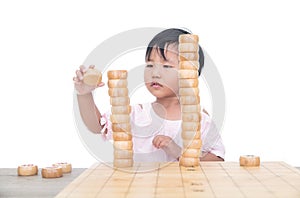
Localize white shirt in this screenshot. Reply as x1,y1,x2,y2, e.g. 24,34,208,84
101,103,225,162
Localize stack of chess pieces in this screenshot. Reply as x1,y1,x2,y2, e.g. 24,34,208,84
178,34,202,167
108,70,133,168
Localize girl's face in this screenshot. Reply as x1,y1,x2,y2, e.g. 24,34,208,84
144,44,179,99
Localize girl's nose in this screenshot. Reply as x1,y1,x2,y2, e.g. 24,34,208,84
152,64,161,78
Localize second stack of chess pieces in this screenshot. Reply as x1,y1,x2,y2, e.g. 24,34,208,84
178,34,202,167
108,70,133,168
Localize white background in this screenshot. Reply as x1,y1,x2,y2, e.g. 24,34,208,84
0,0,299,168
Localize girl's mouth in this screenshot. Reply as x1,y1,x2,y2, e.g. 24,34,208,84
150,82,163,88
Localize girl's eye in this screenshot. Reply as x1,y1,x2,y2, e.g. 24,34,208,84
146,64,153,68
163,65,173,68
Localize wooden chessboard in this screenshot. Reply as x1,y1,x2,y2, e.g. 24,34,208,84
55,162,300,197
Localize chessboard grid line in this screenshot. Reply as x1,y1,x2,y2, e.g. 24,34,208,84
97,163,140,197
90,164,116,197
79,163,116,197
179,165,187,198
124,163,141,198
200,163,217,197
219,163,247,198
264,162,300,192
97,164,116,196
279,161,300,176
153,163,160,198
56,163,103,197
279,161,300,191
243,164,276,196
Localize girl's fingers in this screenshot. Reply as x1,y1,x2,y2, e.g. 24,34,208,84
152,135,169,148
79,65,95,72
76,70,84,80
152,136,159,148
73,76,83,83
160,139,171,148
97,82,105,87
158,138,167,148
78,65,96,77
79,65,85,71
153,135,172,149
73,76,79,82
79,65,88,73
74,80,83,85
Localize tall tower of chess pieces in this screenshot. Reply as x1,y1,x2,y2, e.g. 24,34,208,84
108,70,133,168
178,34,202,167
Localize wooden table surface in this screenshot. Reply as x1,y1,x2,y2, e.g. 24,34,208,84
55,161,300,198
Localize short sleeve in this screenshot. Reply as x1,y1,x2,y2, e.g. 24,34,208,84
100,111,113,141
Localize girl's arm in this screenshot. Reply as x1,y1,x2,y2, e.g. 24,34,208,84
153,135,224,161
77,93,102,133
74,65,104,133
200,152,224,161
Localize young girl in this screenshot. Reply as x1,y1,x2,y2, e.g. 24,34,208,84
73,28,225,162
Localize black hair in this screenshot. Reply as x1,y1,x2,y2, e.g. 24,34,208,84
145,28,204,76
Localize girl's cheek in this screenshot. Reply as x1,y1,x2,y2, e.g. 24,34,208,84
144,74,151,83
144,70,151,81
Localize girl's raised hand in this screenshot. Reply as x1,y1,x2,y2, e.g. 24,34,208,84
73,65,105,95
